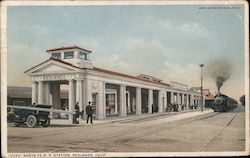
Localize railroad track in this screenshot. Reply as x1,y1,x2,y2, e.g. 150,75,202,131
199,112,239,151
52,111,229,152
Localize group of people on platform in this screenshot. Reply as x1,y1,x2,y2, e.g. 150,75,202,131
71,102,199,124
166,103,198,112
73,101,93,124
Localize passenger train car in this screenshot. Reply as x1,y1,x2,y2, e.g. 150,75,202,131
212,94,238,112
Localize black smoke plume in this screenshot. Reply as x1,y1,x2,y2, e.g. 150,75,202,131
205,58,232,93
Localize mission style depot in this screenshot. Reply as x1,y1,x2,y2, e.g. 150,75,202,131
25,46,202,121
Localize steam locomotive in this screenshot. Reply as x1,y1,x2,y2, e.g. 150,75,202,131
212,94,238,112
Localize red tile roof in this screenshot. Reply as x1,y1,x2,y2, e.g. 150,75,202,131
46,45,92,53
25,58,170,87
24,57,82,73
92,67,170,86
52,58,82,69
24,58,52,73
204,94,214,100
51,59,168,85
203,89,210,95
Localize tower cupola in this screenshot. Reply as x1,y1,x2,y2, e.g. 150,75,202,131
46,45,93,69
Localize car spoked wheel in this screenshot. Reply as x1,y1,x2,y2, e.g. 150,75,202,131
41,119,50,127
26,115,37,128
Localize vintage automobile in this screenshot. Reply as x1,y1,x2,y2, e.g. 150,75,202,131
8,104,52,128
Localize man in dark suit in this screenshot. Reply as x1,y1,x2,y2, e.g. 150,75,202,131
152,104,154,114
73,102,80,124
86,101,93,124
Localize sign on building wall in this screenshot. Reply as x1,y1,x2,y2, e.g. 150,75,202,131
32,74,75,81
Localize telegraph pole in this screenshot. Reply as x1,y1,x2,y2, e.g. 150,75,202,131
200,64,204,112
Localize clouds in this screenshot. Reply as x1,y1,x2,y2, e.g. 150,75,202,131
163,61,200,86
180,22,209,39
125,36,164,53
7,5,245,100
132,13,211,39
136,15,171,33
94,54,138,76
163,20,210,39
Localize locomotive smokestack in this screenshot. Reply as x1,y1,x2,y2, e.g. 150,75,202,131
216,74,230,93
205,58,232,93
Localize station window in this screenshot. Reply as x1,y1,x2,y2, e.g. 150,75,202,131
80,52,87,60
106,94,115,104
64,52,74,59
106,93,116,115
52,53,61,59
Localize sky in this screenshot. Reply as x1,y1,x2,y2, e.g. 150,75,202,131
7,4,246,100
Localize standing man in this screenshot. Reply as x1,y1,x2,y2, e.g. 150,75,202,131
81,108,84,120
86,101,93,124
73,102,80,124
152,104,154,114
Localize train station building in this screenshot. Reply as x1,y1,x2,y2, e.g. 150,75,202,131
24,46,202,121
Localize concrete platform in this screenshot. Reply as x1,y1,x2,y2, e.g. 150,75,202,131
50,109,213,126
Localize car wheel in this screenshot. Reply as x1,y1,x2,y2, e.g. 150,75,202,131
26,115,37,128
41,119,50,127
15,122,21,127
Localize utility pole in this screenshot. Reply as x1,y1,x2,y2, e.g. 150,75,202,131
200,64,204,112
